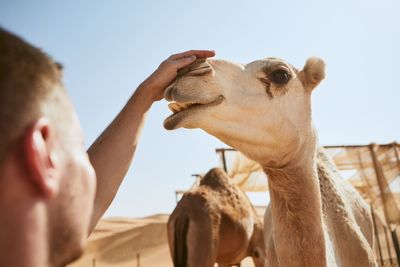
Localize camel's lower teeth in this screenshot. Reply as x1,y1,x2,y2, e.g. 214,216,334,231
178,103,190,109
168,103,181,113
168,102,193,113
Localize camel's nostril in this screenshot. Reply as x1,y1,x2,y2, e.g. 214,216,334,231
170,87,177,100
164,86,176,101
253,250,260,258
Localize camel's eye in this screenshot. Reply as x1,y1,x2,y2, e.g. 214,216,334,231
269,69,290,85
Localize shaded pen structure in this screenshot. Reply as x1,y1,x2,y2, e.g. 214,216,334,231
214,142,400,266
71,143,400,267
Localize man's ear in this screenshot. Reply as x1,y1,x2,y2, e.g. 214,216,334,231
23,118,60,198
298,57,325,92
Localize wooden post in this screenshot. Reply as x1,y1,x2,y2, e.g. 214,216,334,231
92,258,96,267
368,144,391,225
357,150,375,202
371,204,384,266
137,253,140,267
393,142,400,173
383,226,393,265
390,142,400,265
390,228,400,267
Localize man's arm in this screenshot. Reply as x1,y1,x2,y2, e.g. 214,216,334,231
87,50,215,232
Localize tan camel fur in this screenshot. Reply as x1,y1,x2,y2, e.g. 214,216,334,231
167,168,266,267
163,58,377,267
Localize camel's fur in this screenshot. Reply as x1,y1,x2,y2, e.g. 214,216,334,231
167,168,266,267
164,57,377,266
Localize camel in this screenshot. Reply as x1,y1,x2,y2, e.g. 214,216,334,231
167,167,266,267
163,58,377,267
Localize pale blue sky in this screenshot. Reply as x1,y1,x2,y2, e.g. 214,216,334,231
1,0,399,217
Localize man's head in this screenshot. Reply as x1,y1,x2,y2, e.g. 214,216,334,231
0,28,96,266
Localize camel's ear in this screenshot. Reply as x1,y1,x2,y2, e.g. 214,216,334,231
299,57,325,92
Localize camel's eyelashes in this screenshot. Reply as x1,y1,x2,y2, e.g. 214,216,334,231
269,69,291,85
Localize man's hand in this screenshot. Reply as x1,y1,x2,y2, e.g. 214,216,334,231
139,50,215,101
87,49,215,232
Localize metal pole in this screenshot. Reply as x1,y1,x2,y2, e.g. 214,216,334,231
323,143,396,149
216,143,399,151
215,148,236,152
221,150,228,172
191,174,201,186
215,148,229,172
371,205,384,266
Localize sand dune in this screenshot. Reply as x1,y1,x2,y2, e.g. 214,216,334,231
68,213,259,267
68,214,172,267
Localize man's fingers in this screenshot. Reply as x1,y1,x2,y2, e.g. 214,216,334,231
173,55,197,69
170,50,215,60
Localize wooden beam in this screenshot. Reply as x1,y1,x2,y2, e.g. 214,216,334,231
369,143,391,226
371,204,384,266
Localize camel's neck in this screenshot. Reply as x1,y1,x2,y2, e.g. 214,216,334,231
263,144,327,267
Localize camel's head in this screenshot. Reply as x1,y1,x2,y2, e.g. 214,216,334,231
164,57,325,167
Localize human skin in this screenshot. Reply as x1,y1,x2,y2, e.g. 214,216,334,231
87,50,216,232
0,48,215,267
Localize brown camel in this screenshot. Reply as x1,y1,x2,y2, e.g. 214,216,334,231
167,167,266,267
163,58,377,266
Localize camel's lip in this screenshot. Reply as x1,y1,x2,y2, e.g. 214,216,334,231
163,95,224,130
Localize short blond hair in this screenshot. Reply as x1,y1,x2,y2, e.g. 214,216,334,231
0,27,72,162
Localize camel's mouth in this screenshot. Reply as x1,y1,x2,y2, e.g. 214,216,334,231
163,95,224,130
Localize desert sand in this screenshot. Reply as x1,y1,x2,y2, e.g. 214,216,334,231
68,211,265,267
68,205,395,266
